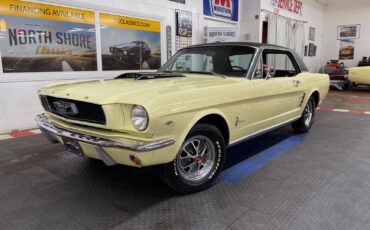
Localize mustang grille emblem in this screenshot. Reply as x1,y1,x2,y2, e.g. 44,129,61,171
53,101,79,116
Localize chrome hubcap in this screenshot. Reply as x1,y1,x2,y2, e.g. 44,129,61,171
303,101,313,127
177,136,216,182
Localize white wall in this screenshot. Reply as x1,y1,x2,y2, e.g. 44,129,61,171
240,0,261,42
260,0,325,72
0,0,240,134
322,0,370,67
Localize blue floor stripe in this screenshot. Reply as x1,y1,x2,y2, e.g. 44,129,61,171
219,135,305,183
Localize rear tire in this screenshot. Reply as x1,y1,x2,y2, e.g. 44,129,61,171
159,124,226,194
292,97,316,134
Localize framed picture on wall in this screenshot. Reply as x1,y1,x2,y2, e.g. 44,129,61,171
339,39,355,60
309,27,315,41
337,24,360,40
304,45,308,56
176,11,192,37
308,43,315,57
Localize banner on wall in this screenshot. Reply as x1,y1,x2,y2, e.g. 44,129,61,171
339,39,355,60
205,26,239,43
271,0,303,16
0,0,97,73
203,0,239,22
100,13,161,71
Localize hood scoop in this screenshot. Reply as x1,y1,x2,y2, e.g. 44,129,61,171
115,72,185,80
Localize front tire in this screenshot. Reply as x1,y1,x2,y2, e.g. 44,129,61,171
292,97,316,133
159,124,226,194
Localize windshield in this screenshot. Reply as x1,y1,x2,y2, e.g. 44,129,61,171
160,45,256,77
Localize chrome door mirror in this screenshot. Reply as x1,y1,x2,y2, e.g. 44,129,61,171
265,67,275,79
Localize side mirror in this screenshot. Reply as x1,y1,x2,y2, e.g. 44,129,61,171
265,67,275,79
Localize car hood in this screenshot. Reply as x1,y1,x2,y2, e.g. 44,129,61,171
40,74,241,106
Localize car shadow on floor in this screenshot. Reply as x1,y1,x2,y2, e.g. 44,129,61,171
52,125,294,195
224,126,292,170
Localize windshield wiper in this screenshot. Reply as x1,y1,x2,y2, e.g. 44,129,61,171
159,70,227,78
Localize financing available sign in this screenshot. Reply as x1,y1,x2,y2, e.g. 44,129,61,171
203,0,239,22
0,0,97,73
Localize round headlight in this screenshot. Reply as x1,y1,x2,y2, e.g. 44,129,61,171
131,105,148,131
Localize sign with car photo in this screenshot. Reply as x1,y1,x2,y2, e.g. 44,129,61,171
0,0,97,73
100,13,161,70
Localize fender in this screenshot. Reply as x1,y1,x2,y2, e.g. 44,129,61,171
165,109,231,162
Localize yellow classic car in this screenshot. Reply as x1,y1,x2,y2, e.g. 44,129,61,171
36,43,329,193
347,66,370,86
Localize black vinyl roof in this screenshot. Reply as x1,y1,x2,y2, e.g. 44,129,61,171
186,42,289,50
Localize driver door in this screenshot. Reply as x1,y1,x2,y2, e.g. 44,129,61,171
251,50,306,130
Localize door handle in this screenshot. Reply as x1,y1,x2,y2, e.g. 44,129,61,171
293,80,301,87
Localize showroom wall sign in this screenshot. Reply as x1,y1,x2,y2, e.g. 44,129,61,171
0,0,97,73
271,0,303,16
205,26,239,43
203,0,239,22
99,13,161,71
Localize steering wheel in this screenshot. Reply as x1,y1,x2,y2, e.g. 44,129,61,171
232,66,246,71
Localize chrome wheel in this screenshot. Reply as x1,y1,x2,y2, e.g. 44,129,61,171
177,135,216,182
303,101,313,127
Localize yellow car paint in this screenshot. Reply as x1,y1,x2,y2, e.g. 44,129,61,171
38,73,329,167
348,67,370,85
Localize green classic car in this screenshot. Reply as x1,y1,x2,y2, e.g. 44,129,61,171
36,43,329,193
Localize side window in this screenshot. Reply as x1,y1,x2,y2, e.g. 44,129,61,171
263,52,299,78
229,54,253,71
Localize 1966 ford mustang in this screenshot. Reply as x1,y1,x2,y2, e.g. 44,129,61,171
36,43,329,193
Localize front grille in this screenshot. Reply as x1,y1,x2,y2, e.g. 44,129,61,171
40,95,106,125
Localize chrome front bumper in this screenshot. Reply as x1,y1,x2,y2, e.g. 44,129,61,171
35,114,175,152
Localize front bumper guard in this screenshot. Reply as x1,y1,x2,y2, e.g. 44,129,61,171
329,79,349,91
35,114,175,153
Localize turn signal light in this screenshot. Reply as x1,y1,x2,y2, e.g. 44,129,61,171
129,154,142,166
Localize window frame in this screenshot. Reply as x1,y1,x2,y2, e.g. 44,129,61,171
160,45,257,79
250,48,302,80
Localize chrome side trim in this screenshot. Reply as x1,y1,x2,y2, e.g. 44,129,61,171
35,114,175,152
228,116,301,147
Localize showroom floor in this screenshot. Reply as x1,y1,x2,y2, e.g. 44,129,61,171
1,88,370,230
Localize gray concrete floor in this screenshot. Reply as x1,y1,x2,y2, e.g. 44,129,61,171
1,88,370,230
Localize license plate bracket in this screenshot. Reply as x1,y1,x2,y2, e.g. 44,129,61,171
62,137,84,156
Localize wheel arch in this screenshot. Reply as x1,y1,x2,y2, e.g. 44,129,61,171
179,110,231,149
310,90,320,108
195,114,230,145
